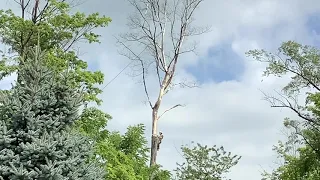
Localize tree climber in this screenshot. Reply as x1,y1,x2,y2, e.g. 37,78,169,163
157,131,163,151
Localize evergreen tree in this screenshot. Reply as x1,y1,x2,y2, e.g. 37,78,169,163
0,46,104,180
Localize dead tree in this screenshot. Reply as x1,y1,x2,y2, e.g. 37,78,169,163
117,0,209,167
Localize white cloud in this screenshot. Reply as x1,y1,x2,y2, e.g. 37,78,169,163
0,73,16,90
1,0,320,179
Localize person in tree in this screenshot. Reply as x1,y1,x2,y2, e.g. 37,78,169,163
157,131,163,151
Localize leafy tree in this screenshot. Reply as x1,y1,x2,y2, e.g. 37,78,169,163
76,107,112,142
174,142,241,180
0,0,111,104
76,107,171,180
0,46,104,179
261,141,320,180
247,41,320,179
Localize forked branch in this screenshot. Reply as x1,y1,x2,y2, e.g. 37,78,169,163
261,90,320,126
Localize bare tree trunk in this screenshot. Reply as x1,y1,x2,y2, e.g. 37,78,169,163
118,0,208,168
149,75,168,166
150,106,158,166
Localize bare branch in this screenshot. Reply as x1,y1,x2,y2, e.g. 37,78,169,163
120,0,207,166
164,79,199,95
140,58,153,108
261,90,320,126
115,36,153,107
173,82,199,88
158,104,184,120
185,25,211,36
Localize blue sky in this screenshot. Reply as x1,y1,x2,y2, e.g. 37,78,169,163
307,12,320,34
186,12,320,84
186,43,245,83
306,12,320,47
87,59,100,71
2,0,320,179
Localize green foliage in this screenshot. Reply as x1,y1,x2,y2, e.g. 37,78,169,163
246,41,320,154
174,142,241,180
247,41,320,180
0,0,111,104
261,141,320,180
76,107,112,141
0,47,104,179
246,41,320,94
75,107,171,180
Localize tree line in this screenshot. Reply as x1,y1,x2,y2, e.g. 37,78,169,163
0,0,319,179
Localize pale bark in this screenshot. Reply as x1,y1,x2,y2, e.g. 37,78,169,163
118,0,208,167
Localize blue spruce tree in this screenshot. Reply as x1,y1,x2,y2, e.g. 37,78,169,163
0,46,105,180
